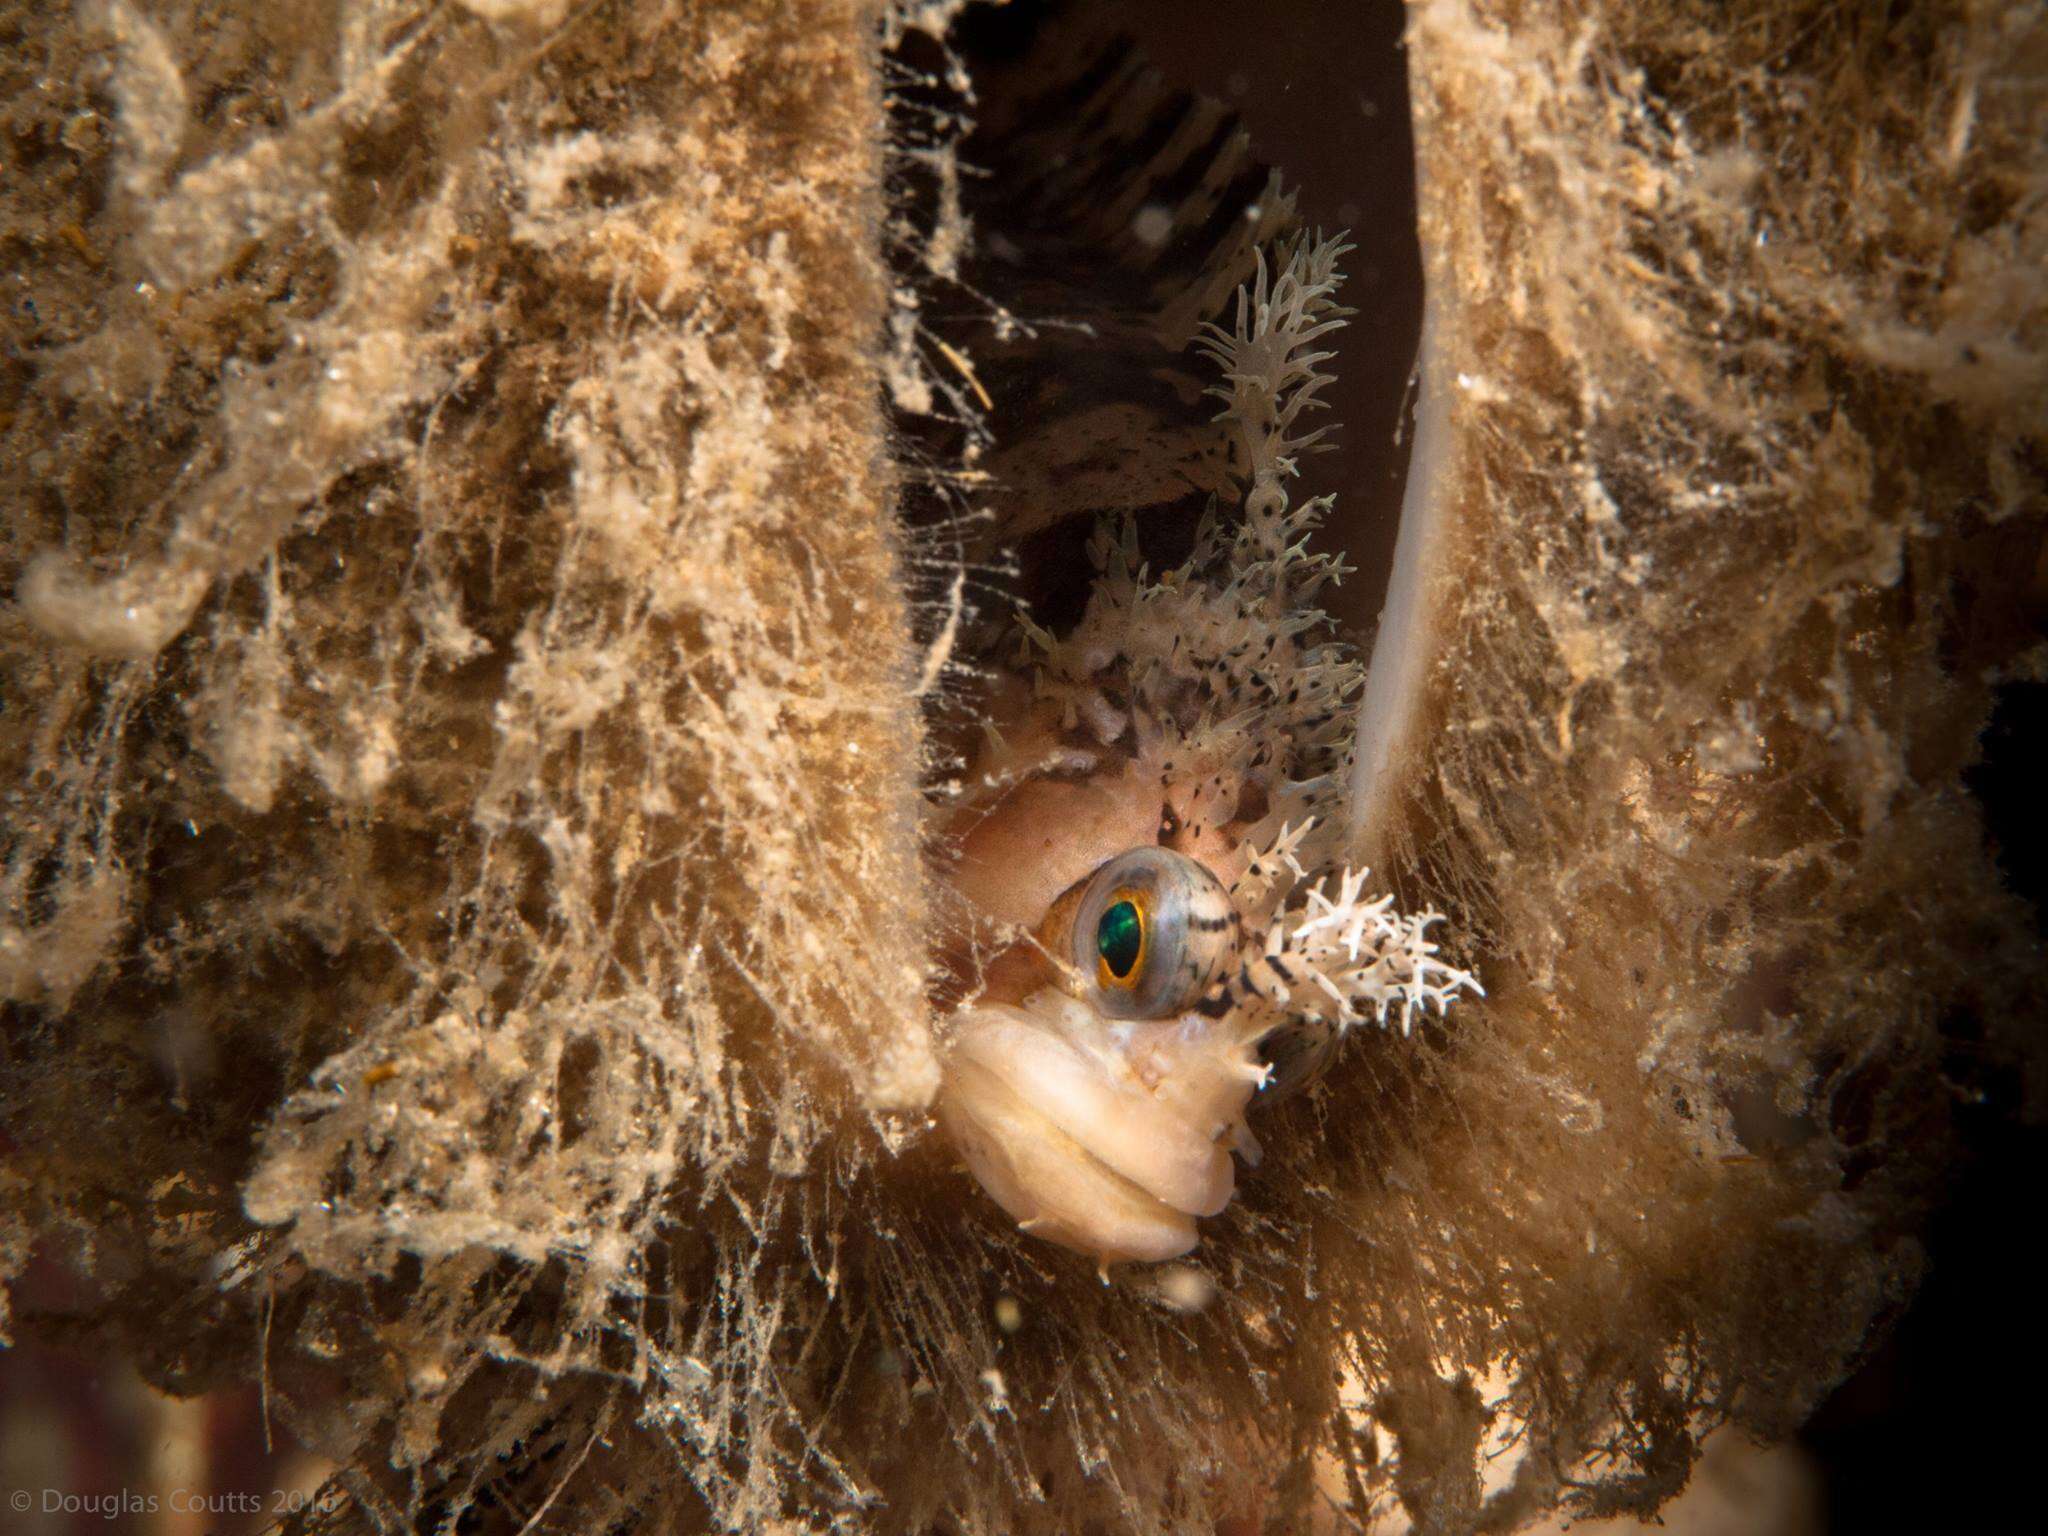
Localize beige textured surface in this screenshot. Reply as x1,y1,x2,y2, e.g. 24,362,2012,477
3,1,943,1528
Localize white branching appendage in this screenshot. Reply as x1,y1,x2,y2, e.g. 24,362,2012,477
1223,822,1483,1099
1233,824,1482,1031
1014,234,1366,869
1198,233,1353,548
1288,871,1480,1033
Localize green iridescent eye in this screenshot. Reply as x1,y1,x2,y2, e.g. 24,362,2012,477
1063,847,1240,1019
1096,898,1143,979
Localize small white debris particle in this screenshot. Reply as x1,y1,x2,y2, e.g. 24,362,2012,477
1131,204,1173,248
1157,1265,1216,1313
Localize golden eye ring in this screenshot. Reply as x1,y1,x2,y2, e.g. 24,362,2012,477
1093,887,1149,991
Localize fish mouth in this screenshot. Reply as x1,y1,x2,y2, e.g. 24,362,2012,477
937,998,1262,1264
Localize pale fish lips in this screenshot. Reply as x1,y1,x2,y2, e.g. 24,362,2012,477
938,994,1267,1264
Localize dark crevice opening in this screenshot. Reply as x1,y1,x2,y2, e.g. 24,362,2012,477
910,0,1422,667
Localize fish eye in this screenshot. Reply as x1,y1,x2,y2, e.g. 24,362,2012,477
1094,893,1146,986
1058,847,1238,1019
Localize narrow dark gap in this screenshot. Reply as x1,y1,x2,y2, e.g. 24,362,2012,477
931,0,1422,655
1802,680,2048,1530
1109,0,1421,640
1801,1115,2046,1531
